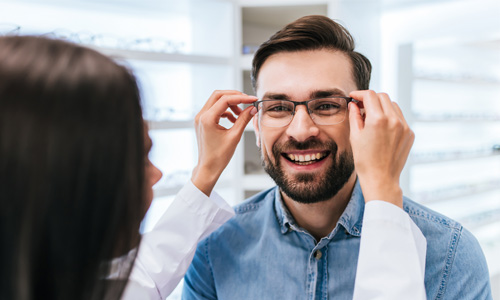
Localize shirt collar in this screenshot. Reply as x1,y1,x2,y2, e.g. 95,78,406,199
273,179,365,237
338,179,364,237
273,187,296,234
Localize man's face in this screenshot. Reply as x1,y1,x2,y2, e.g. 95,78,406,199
254,49,357,204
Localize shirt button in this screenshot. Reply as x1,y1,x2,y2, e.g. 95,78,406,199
314,250,322,260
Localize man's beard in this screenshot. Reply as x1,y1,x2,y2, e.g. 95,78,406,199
261,139,354,204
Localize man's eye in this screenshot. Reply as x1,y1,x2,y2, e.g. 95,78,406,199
315,102,341,110
268,105,291,112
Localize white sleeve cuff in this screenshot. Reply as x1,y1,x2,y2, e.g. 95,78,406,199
353,200,427,300
122,180,234,300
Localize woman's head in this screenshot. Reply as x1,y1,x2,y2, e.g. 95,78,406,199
0,36,148,299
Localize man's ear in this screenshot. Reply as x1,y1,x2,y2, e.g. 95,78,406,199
253,115,260,147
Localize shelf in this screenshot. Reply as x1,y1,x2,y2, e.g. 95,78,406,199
413,113,500,122
426,189,500,224
460,208,500,231
147,120,194,130
413,75,500,85
411,148,500,164
92,47,232,64
412,179,500,204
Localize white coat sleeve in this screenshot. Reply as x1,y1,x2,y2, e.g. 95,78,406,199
121,180,235,300
353,200,427,300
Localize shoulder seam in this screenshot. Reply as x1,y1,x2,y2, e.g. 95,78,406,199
405,206,461,230
234,202,264,214
434,225,463,299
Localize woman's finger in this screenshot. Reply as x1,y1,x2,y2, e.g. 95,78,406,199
349,90,384,121
221,111,237,123
206,94,258,124
199,90,244,114
378,93,399,118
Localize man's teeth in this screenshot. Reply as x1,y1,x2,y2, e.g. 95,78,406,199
287,153,326,163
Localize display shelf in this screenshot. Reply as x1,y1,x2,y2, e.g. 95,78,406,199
1,0,236,56
426,189,500,223
461,209,500,231
413,113,500,122
94,47,232,64
411,147,500,164
413,75,500,85
99,47,231,64
412,179,500,204
148,120,194,130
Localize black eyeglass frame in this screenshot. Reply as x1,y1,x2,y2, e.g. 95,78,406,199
252,96,358,126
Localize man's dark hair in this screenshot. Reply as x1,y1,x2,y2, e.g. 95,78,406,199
0,36,146,300
251,15,372,91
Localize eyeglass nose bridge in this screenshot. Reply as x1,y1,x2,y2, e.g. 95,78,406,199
290,100,314,117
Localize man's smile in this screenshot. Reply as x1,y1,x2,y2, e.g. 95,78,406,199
279,149,332,172
282,150,330,166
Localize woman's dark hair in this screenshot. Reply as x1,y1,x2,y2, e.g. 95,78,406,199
0,36,146,300
251,15,372,91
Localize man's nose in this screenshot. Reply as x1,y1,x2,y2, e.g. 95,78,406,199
285,105,320,142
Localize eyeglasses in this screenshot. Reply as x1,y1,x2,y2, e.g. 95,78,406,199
253,96,356,127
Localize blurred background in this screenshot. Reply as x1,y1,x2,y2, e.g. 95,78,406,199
1,0,499,298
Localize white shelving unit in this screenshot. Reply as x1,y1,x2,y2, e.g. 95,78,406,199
0,0,240,233
398,41,500,282
0,1,239,297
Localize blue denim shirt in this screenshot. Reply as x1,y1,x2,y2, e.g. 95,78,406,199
183,181,492,300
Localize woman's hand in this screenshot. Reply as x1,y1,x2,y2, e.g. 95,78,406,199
348,90,415,208
191,90,258,196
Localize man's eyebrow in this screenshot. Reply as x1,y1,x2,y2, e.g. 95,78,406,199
261,89,347,101
261,93,291,101
310,88,347,99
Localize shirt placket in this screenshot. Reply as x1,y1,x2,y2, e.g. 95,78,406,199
305,237,331,300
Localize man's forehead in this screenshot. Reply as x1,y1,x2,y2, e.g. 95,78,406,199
255,50,356,98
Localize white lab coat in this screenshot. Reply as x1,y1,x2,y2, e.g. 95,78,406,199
117,181,426,300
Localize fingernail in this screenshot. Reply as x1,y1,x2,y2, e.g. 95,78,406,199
250,107,258,115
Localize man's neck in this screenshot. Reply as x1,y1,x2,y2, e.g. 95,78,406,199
281,173,357,242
